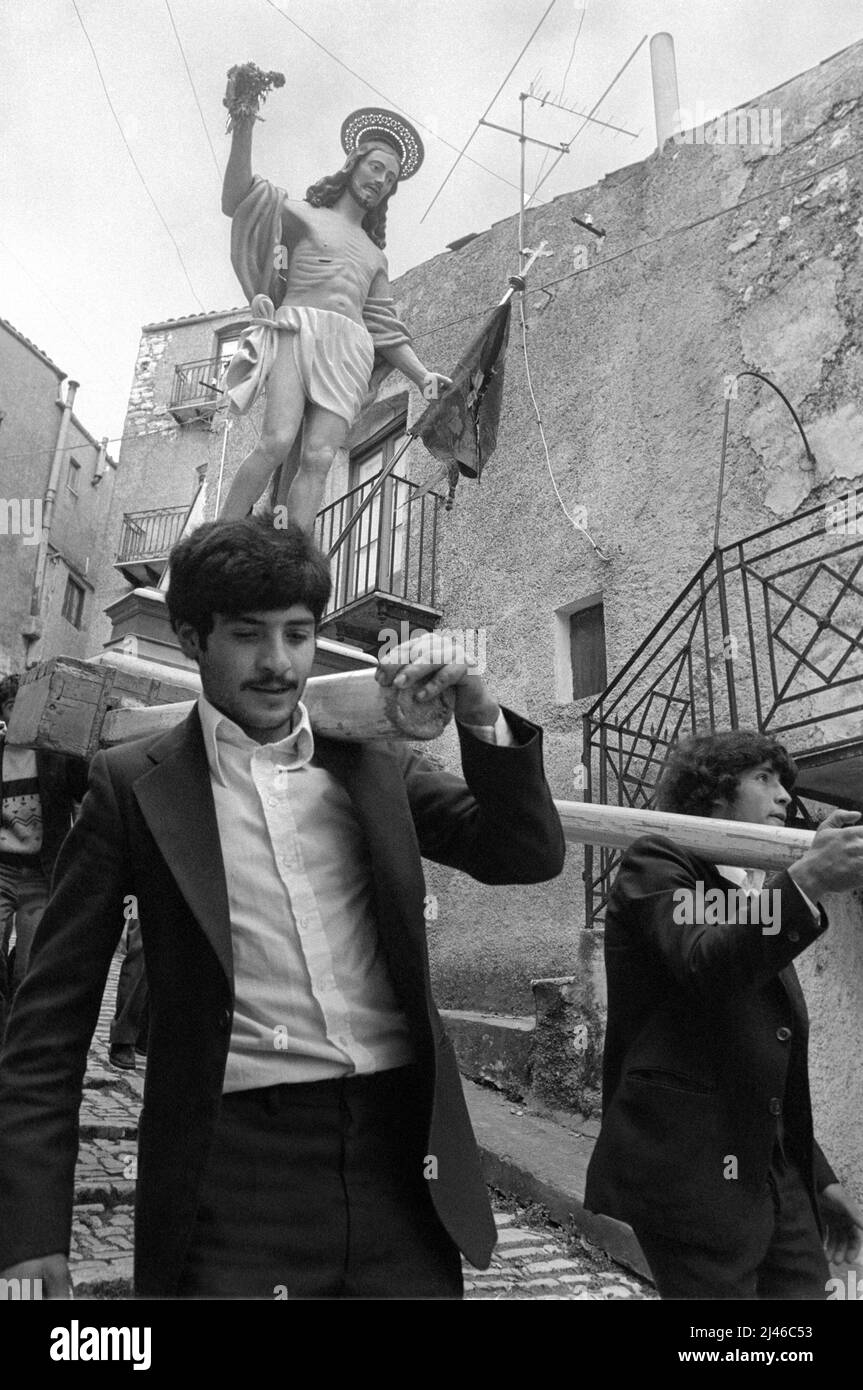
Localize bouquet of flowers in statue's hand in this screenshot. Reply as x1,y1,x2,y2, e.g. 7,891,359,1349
224,63,285,131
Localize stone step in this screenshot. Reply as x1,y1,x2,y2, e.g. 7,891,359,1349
440,1009,534,1099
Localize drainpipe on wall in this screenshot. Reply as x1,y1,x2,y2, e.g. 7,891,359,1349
92,436,108,485
22,378,79,664
649,32,681,152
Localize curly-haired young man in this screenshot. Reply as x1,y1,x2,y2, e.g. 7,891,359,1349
0,516,564,1299
585,729,863,1299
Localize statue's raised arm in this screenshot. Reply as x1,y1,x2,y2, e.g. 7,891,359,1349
221,63,285,217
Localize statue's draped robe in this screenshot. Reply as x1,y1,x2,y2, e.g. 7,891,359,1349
226,175,413,419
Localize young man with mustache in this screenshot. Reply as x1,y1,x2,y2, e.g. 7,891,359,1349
0,515,564,1299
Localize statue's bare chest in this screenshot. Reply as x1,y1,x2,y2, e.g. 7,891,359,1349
288,206,380,274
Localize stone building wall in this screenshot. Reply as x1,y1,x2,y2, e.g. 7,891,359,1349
87,308,250,655
0,321,117,671
374,39,863,1194
35,412,118,663
88,305,375,654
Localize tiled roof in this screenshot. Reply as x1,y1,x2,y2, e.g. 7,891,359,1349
0,317,65,378
142,307,248,332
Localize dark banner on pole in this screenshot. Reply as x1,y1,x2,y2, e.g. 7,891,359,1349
411,302,511,484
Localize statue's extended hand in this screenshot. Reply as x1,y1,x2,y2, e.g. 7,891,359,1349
420,371,453,403
224,64,285,132
224,74,258,129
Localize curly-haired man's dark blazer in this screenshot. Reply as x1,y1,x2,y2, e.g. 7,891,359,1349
585,836,836,1258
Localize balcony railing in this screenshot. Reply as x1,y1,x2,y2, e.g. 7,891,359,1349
582,485,863,924
169,357,226,415
314,471,441,629
116,505,190,567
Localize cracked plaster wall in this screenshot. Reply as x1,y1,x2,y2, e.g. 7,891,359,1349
379,39,863,1191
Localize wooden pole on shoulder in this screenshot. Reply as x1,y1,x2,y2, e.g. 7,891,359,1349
8,658,816,872
555,799,814,872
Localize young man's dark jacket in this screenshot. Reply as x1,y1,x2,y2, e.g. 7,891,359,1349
584,835,836,1251
0,705,564,1294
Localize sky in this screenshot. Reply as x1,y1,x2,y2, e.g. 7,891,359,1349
2,0,862,450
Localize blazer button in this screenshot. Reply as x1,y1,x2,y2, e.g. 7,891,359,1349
769,1097,782,1115
776,1026,792,1042
788,930,800,943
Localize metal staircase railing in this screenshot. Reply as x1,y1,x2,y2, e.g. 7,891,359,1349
582,483,863,924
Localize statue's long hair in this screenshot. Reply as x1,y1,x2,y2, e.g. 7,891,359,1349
305,143,397,250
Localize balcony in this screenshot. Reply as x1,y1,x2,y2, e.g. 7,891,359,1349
314,471,443,652
582,486,863,923
168,357,226,422
115,504,190,586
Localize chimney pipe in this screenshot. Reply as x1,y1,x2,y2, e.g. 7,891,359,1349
92,435,108,485
650,32,681,152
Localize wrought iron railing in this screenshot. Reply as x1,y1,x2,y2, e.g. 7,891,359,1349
582,484,863,924
116,505,190,565
314,471,441,620
169,357,226,410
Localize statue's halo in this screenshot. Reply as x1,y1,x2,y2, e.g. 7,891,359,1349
340,108,425,180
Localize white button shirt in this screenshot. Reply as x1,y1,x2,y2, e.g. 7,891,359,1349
199,694,415,1090
717,863,818,919
198,694,513,1092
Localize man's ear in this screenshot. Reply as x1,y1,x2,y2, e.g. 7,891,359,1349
175,622,205,663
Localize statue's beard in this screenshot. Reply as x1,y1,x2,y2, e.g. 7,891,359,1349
347,179,379,212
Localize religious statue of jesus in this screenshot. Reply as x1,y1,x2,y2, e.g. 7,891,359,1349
220,76,450,531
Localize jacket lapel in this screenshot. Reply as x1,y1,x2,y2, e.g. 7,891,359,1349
311,737,406,887
132,708,234,992
699,853,809,1028
311,737,429,1001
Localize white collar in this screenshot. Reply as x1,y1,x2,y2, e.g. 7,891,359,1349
716,863,766,893
197,693,314,786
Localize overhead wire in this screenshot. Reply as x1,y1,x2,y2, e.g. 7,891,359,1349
419,0,560,222
0,238,134,397
530,0,588,197
518,295,609,557
262,0,522,199
558,3,587,101
164,0,223,180
534,143,863,296
527,32,648,208
70,0,207,313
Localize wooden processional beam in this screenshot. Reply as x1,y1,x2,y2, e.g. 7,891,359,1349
8,657,815,872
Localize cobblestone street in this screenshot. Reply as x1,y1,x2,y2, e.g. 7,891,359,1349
69,954,655,1300
465,1207,655,1300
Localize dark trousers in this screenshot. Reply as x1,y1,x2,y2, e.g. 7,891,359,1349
0,860,50,1039
109,919,149,1049
176,1064,463,1300
634,1142,830,1299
